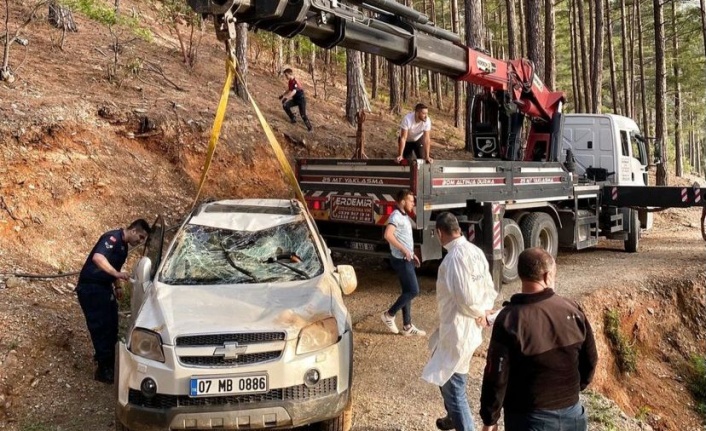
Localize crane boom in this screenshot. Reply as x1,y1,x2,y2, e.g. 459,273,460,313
188,0,565,162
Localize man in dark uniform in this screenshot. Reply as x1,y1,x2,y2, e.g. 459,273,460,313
76,219,150,383
279,68,313,132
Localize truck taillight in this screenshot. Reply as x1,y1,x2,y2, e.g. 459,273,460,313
306,198,325,210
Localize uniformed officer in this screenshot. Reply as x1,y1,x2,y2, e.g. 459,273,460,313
76,219,150,384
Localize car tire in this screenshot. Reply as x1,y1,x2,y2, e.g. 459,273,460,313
317,399,353,431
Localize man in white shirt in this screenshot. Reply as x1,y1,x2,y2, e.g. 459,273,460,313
396,103,433,164
422,212,497,431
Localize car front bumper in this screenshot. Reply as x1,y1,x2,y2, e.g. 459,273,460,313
116,331,352,430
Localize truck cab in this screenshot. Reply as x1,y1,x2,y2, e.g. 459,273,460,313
562,113,653,230
562,113,649,186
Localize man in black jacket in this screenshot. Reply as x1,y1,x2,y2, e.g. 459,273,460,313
479,247,598,431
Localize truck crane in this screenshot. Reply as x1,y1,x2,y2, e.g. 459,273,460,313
185,0,706,289
188,0,565,163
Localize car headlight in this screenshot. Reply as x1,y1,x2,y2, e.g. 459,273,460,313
296,317,339,355
129,328,165,362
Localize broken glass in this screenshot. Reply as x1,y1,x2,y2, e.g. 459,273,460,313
159,220,324,285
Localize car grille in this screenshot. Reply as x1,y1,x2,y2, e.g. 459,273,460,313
180,351,281,367
128,377,337,409
176,332,286,346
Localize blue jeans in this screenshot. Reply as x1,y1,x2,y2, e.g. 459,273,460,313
440,373,474,431
504,401,587,431
387,256,419,326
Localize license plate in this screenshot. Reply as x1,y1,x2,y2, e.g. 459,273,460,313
350,241,375,251
189,374,268,397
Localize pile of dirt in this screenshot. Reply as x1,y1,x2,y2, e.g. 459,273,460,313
581,275,706,430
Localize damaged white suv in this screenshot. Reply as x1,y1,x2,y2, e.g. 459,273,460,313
116,199,357,431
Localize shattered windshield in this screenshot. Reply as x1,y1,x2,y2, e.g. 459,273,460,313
159,220,324,285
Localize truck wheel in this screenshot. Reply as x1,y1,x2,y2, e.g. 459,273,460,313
625,209,640,253
317,399,353,431
502,218,524,284
520,213,559,259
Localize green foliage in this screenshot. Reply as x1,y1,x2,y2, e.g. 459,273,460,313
64,0,117,25
688,355,706,419
635,405,651,422
61,0,152,40
19,421,53,431
604,309,638,374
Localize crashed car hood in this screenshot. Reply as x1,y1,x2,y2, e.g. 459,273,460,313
134,274,347,345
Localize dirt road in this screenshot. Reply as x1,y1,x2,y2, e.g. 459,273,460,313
0,208,704,431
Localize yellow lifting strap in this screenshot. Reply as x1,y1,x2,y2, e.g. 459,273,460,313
192,44,307,209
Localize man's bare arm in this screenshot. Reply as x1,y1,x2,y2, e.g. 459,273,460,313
396,129,408,162
92,253,129,280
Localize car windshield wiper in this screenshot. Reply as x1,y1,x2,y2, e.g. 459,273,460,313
265,254,311,280
220,242,259,282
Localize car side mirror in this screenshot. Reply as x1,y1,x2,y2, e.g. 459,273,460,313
132,256,152,293
334,265,357,295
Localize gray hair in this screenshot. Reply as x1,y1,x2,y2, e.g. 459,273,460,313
435,212,461,235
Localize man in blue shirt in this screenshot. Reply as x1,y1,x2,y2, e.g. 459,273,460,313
381,189,426,336
76,219,150,383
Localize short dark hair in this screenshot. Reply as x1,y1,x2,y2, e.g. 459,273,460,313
395,189,414,203
128,219,150,233
283,68,293,75
436,212,460,235
415,103,428,112
518,247,554,282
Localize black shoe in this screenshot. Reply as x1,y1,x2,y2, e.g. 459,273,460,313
94,366,114,384
304,120,313,132
289,118,297,124
436,416,454,431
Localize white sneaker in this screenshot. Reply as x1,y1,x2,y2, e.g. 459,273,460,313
402,324,426,337
380,312,399,334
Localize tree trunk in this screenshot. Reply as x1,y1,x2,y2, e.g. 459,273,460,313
570,0,581,112
389,61,401,115
653,0,668,185
619,0,631,118
524,0,544,81
465,0,483,152
452,0,462,127
345,49,370,126
570,0,584,112
48,1,77,32
636,0,649,161
606,0,619,114
518,0,526,57
671,0,682,177
234,23,249,102
276,36,284,73
577,0,593,112
371,55,379,99
506,0,518,58
591,0,604,113
544,0,556,89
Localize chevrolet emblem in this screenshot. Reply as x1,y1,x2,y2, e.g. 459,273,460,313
213,342,247,360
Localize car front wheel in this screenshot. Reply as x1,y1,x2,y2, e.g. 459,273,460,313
317,399,352,431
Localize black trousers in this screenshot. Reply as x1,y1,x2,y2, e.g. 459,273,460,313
402,138,424,160
77,282,118,369
283,95,310,123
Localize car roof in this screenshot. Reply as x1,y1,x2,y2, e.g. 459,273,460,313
188,199,306,232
